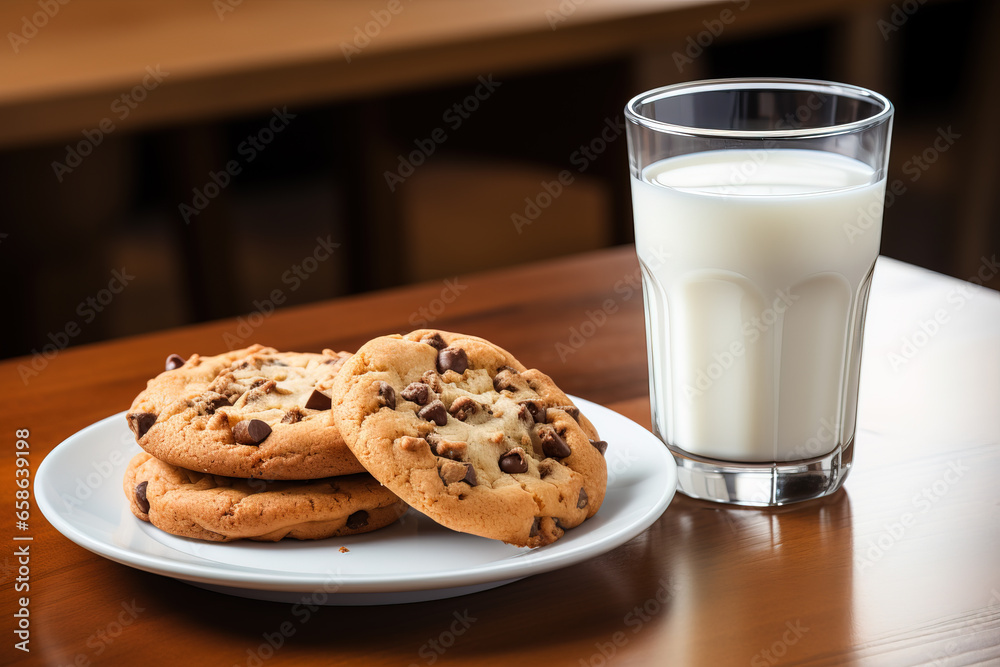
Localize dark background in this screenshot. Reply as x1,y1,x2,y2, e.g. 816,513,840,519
1,0,996,360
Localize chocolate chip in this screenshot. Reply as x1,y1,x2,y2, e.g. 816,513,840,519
281,408,304,424
493,368,521,393
210,394,232,409
418,400,448,426
499,448,528,474
437,347,468,374
134,481,149,513
127,412,157,440
233,419,271,445
529,517,541,537
420,370,443,393
165,354,185,371
462,464,478,486
305,389,332,411
420,332,447,350
439,460,477,486
448,396,479,421
520,399,547,424
577,488,589,509
539,425,571,458
551,405,581,421
516,404,533,427
245,380,277,400
401,382,431,406
346,510,369,529
590,439,608,455
376,381,396,410
202,393,231,415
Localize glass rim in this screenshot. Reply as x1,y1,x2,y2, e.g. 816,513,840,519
625,77,894,139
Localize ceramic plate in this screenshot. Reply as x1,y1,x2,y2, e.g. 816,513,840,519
35,397,676,605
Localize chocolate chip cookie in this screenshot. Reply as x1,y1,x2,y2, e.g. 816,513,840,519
331,330,608,548
126,345,364,480
124,452,407,542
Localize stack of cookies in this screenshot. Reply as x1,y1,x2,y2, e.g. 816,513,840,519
123,344,407,542
124,330,608,548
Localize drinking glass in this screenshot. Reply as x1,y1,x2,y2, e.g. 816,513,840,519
625,78,893,505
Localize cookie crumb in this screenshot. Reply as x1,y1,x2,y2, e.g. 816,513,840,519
339,546,349,553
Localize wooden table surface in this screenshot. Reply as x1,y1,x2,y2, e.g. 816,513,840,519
0,0,887,149
3,246,1000,666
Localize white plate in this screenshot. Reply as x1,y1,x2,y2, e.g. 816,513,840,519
35,397,676,605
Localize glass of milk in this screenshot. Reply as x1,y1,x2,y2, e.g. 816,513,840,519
625,79,893,505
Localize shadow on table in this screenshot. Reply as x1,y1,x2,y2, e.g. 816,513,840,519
124,519,666,664
117,489,854,664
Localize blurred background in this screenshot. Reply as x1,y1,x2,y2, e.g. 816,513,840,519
1,0,996,360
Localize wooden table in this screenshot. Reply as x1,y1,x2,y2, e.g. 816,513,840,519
4,246,999,665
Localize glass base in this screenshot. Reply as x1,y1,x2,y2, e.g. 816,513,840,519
669,438,853,506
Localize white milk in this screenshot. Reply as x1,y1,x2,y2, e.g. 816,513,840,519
632,149,885,462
